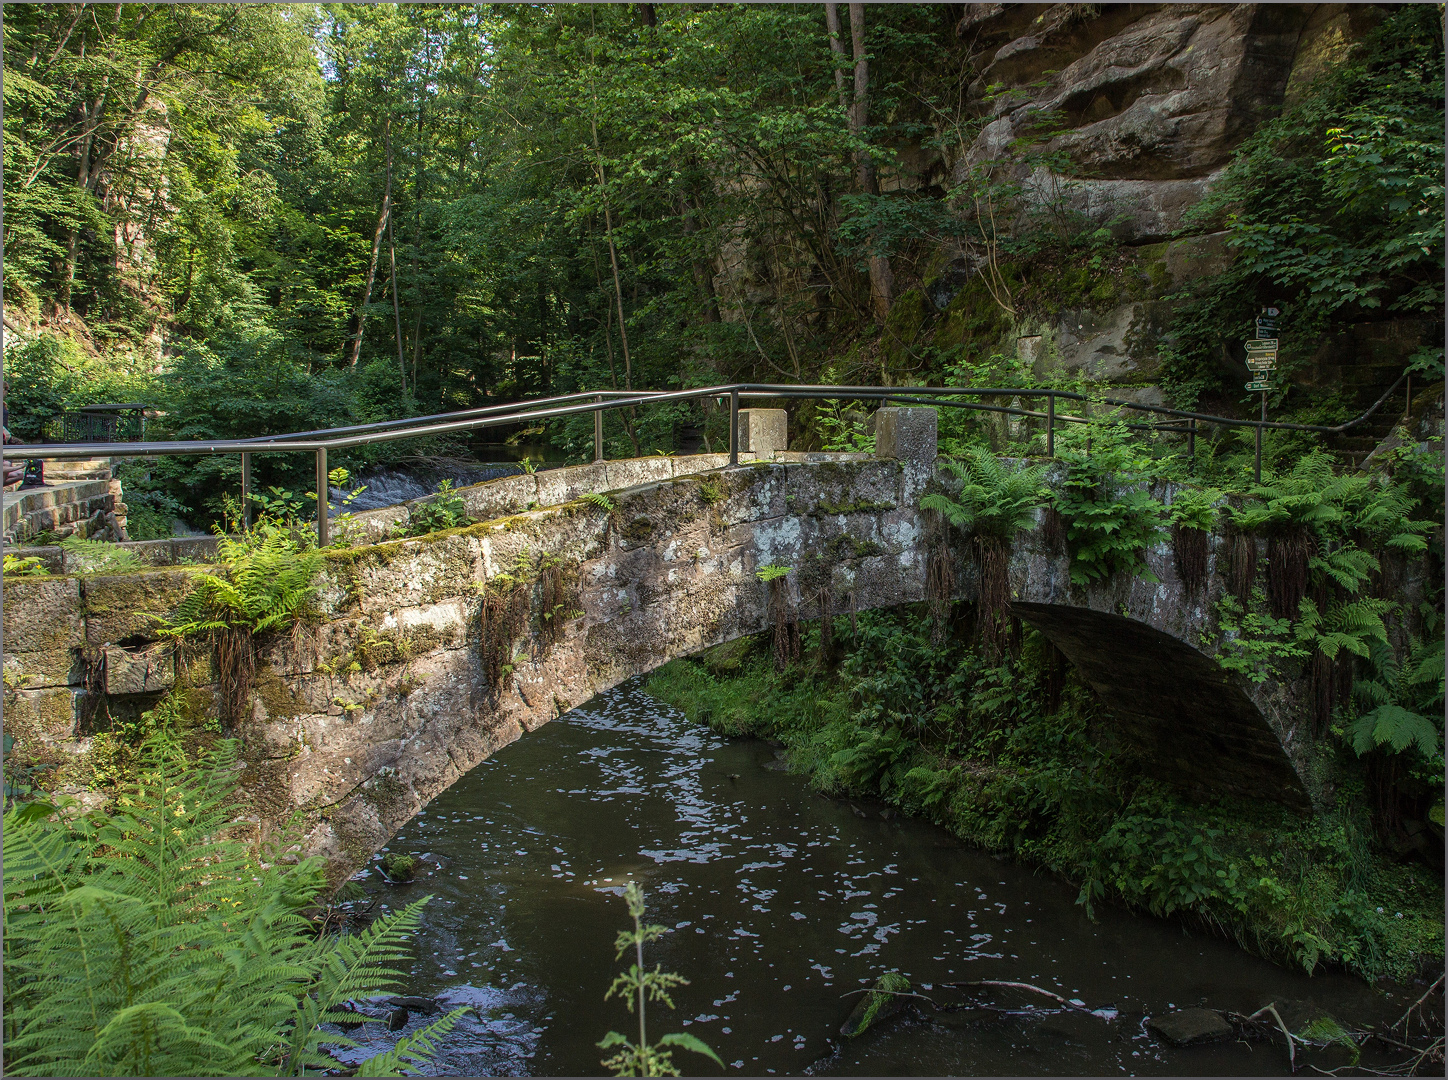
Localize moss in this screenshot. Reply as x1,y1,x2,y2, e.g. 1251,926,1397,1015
253,667,310,720
810,499,896,518
879,288,934,374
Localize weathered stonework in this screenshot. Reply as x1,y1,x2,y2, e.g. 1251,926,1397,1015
6,429,1374,884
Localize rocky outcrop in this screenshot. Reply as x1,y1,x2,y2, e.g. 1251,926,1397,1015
952,4,1374,241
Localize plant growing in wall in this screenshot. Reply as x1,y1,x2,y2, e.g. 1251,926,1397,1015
399,479,471,537
921,447,1050,660
1,736,465,1076
597,881,721,1077
155,517,323,725
1167,486,1222,597
757,564,799,670
1050,418,1166,587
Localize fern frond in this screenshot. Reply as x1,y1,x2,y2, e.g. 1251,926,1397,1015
354,1007,469,1077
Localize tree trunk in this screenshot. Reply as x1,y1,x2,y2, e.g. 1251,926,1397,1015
848,2,893,322
589,114,634,392
636,3,657,28
680,196,720,324
387,206,406,394
346,119,392,368
824,4,849,115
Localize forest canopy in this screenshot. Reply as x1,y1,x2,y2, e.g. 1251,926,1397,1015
1,3,1442,526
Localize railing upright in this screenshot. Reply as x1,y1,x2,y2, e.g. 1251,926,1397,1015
593,396,605,463
241,452,252,529
728,388,740,466
1045,393,1055,458
316,447,329,547
1187,417,1197,459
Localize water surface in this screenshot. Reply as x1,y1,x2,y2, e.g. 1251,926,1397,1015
338,681,1410,1076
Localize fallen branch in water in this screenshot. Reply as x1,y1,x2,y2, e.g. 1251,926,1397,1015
1393,975,1444,1037
839,987,939,1008
1247,1004,1297,1074
945,980,1104,1017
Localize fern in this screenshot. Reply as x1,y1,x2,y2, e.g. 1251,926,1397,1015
1346,638,1445,757
1051,419,1166,585
1295,595,1393,661
1167,486,1223,532
755,563,791,583
582,491,616,511
58,535,144,574
924,447,1049,540
2,736,453,1077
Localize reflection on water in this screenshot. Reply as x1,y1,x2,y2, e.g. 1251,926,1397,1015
336,681,1406,1076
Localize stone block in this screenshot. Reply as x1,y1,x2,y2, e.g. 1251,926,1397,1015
3,576,83,652
536,462,609,508
4,686,77,742
4,647,79,689
115,538,176,567
672,453,733,475
1148,1009,1232,1046
82,570,200,645
736,409,788,456
604,457,674,491
170,536,221,564
458,474,537,523
102,645,175,695
874,408,937,467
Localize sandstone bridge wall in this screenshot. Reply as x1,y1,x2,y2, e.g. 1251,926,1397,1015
4,413,1352,881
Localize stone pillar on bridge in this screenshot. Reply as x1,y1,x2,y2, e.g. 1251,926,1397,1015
736,409,787,456
874,407,937,499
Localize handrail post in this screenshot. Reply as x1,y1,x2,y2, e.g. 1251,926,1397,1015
315,447,329,547
1045,393,1055,458
1187,416,1196,459
728,388,740,466
593,395,604,463
1404,373,1412,421
241,452,252,529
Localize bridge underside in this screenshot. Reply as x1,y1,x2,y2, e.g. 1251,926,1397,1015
1012,602,1311,811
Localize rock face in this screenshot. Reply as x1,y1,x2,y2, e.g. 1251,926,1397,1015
952,3,1373,241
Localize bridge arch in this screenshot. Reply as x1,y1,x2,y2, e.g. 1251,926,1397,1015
1,430,1318,880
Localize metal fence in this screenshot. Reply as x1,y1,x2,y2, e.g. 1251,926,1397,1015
3,373,1412,547
41,405,146,444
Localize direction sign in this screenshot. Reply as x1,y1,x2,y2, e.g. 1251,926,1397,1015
1245,338,1278,351
1245,380,1272,392
1246,358,1276,371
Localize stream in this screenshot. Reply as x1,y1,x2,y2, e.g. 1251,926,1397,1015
334,680,1418,1076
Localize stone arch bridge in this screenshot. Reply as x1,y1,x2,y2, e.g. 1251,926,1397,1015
3,410,1320,880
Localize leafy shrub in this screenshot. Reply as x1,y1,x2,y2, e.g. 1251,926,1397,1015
2,737,464,1076
3,555,48,577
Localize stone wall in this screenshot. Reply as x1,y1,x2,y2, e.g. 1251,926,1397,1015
4,420,1362,884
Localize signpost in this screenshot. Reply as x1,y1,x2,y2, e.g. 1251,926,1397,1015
1246,308,1279,482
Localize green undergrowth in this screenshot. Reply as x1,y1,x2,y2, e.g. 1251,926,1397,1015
645,613,1444,985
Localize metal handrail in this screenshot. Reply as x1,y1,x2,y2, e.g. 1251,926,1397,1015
3,371,1414,546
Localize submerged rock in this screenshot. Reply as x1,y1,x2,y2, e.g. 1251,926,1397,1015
842,972,912,1037
1148,1007,1232,1046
